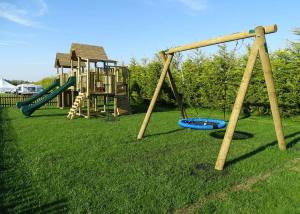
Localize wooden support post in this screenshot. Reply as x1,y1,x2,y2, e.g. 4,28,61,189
137,54,173,139
114,68,120,82
57,67,61,108
94,97,97,112
113,68,118,115
159,51,187,119
103,95,106,112
114,96,118,116
77,57,81,92
256,26,286,150
60,67,64,109
87,59,90,119
115,68,118,93
87,98,90,119
71,60,75,104
94,62,97,93
76,61,79,91
215,41,259,170
77,58,81,115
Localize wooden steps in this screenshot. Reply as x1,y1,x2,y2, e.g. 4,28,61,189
67,93,86,119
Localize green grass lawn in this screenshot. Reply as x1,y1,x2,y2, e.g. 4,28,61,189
1,106,300,213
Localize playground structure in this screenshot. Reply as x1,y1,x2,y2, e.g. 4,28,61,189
67,43,130,119
18,43,131,119
137,24,286,170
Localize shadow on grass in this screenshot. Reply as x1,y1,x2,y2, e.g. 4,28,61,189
144,128,184,138
226,131,300,168
130,103,178,114
31,107,58,111
0,108,68,213
238,113,251,121
29,113,67,118
209,130,254,140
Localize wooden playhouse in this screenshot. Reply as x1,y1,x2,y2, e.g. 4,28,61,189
56,43,131,119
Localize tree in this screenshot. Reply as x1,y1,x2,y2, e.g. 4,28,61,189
34,76,56,88
5,79,30,86
128,57,145,103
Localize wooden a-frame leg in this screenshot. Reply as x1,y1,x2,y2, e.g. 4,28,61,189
159,51,188,119
87,97,90,119
215,42,259,170
137,54,173,139
256,27,286,150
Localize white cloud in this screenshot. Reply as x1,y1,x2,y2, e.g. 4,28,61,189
0,2,35,26
177,0,206,11
0,0,48,26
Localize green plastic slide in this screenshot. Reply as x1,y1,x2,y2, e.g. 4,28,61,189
16,79,60,109
21,76,76,117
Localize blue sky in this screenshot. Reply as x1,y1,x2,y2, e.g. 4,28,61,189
0,0,300,81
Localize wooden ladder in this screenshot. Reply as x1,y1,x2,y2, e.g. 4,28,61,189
67,93,86,119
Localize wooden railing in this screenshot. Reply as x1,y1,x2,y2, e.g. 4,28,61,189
0,93,57,107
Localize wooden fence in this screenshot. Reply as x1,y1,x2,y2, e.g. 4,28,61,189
0,93,57,108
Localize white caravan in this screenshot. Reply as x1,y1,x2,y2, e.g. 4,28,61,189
16,84,44,95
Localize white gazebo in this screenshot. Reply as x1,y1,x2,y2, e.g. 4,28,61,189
0,77,17,93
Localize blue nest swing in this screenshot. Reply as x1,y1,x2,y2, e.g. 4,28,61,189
178,118,226,130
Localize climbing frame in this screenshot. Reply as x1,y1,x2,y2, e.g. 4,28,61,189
69,43,131,119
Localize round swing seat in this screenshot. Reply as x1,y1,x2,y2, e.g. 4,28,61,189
178,118,226,130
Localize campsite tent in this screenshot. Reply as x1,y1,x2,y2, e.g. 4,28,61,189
0,78,17,93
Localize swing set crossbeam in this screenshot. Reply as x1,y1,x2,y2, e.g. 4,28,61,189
137,24,286,171
165,24,277,54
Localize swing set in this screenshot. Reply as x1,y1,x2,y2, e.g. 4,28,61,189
137,24,286,170
177,41,241,130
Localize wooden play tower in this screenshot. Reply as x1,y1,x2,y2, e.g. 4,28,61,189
137,24,286,170
17,43,130,118
65,43,131,119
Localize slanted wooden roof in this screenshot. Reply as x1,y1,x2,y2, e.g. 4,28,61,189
55,53,73,68
55,52,84,68
70,43,110,62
